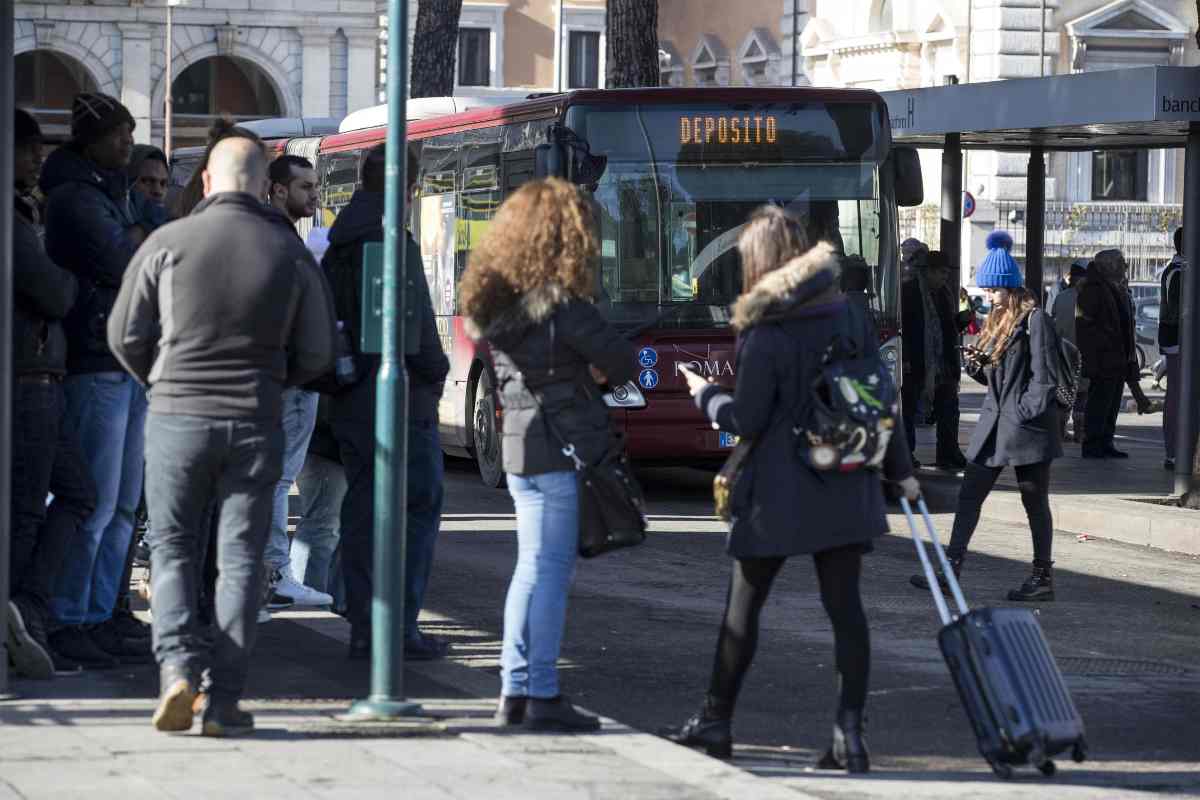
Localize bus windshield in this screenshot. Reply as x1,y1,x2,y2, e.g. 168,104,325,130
568,102,890,332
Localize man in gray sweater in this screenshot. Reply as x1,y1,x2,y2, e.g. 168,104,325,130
107,137,336,736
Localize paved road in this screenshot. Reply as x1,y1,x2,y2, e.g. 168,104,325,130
420,458,1200,796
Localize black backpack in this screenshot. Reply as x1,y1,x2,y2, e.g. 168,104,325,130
1037,310,1082,408
792,305,900,473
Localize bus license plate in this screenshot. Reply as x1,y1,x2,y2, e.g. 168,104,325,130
719,432,738,448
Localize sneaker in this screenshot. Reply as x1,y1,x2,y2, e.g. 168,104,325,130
256,607,273,624
404,633,449,661
266,591,295,611
199,694,254,737
111,607,152,640
48,626,119,669
87,620,154,664
272,569,333,607
6,598,54,679
152,664,196,733
525,696,601,732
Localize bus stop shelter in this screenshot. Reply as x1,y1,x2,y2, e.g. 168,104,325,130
880,66,1200,496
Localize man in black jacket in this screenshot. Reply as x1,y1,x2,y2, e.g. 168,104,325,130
1077,249,1136,459
7,110,97,679
108,137,337,735
325,144,450,660
1159,227,1185,469
901,249,970,469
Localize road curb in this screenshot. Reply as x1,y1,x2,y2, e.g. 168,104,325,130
918,472,1200,556
291,615,819,800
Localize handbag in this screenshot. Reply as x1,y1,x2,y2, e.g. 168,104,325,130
713,438,753,522
526,378,648,558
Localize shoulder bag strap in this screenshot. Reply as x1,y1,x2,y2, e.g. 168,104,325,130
521,371,585,470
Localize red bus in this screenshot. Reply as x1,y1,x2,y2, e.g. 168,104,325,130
182,90,920,486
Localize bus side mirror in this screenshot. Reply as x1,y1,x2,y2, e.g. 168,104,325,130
892,146,923,207
535,142,567,178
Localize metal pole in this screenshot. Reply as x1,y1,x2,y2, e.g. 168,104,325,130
941,132,963,294
164,1,173,155
556,0,564,92
347,0,419,720
1039,0,1046,77
1026,147,1046,303
0,0,15,697
1174,122,1200,496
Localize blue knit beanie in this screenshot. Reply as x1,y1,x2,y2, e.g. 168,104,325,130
975,230,1023,289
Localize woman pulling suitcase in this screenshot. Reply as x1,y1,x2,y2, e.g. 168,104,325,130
910,231,1062,601
662,207,920,772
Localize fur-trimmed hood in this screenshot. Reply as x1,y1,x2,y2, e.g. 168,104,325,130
465,282,576,343
731,242,842,330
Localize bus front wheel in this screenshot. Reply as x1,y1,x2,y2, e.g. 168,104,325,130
473,371,505,488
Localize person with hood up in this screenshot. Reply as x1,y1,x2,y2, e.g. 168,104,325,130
901,246,971,469
7,108,97,679
663,207,919,773
127,144,172,212
39,92,164,669
1159,227,1186,470
461,179,636,733
910,231,1062,602
1076,249,1136,459
324,143,451,662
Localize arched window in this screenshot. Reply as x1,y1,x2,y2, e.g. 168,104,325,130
870,0,893,33
172,55,281,118
16,50,99,141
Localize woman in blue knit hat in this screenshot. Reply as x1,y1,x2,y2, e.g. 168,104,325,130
911,231,1062,601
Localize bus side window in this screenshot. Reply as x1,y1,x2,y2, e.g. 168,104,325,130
417,133,462,318
316,149,363,229
458,127,504,311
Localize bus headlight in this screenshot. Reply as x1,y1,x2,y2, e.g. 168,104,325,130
603,381,647,409
879,336,901,389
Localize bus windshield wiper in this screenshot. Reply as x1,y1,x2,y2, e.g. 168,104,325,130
628,304,691,338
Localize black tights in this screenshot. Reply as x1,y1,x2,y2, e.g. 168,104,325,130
947,461,1053,564
707,546,869,717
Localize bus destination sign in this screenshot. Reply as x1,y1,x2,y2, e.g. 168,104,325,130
679,114,778,146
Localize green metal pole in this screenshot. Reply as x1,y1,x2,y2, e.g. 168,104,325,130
347,0,420,719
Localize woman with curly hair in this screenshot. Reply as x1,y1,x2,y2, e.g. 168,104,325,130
911,231,1062,601
461,178,635,731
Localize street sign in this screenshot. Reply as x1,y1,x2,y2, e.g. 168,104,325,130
360,241,420,356
963,191,976,219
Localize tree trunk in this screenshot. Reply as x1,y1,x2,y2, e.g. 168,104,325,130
410,0,464,99
605,0,659,89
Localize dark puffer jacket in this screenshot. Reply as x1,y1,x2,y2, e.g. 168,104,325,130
470,285,635,476
964,309,1062,468
694,243,913,559
40,145,160,374
14,195,77,377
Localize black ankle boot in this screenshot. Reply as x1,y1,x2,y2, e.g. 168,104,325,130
660,698,733,758
909,555,963,593
495,695,527,726
817,708,869,773
525,695,601,732
1008,562,1054,602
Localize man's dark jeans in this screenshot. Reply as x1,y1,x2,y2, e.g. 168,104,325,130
144,413,282,700
902,379,962,462
10,378,96,620
1083,377,1123,455
333,378,445,640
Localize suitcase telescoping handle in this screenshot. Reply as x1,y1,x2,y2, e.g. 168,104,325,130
900,497,970,625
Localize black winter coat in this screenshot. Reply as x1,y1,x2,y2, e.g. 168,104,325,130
1076,275,1133,381
695,243,913,558
470,286,635,476
323,189,448,422
40,146,161,375
900,277,969,387
965,309,1062,468
13,196,77,377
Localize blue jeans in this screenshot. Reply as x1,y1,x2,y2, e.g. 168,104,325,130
52,372,148,627
501,470,579,699
291,453,347,594
144,413,282,699
263,388,318,573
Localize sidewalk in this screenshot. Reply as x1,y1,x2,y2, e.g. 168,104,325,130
0,613,808,800
915,381,1200,555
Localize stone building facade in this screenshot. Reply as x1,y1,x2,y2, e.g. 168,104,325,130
15,0,380,148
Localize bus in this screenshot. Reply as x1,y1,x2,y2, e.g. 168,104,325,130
213,89,922,486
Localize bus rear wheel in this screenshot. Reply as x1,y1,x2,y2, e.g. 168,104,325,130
473,371,505,488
